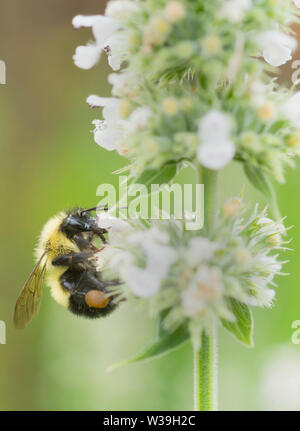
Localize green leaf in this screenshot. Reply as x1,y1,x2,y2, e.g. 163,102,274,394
221,299,254,348
135,161,179,193
108,321,189,371
243,164,281,220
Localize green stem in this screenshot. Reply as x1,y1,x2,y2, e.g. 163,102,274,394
193,165,218,411
193,321,218,411
202,167,218,232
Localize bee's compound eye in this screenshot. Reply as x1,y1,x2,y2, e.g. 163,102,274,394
85,290,110,309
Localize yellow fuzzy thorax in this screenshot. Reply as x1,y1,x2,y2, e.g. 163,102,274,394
35,211,79,264
34,211,80,308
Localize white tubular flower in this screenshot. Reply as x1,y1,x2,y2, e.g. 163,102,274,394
105,0,141,19
257,30,297,67
87,95,124,150
255,255,282,288
104,32,129,71
87,95,119,111
197,110,235,170
115,227,177,298
282,92,300,129
186,237,219,267
96,245,115,271
219,0,251,23
125,106,153,133
72,14,123,70
73,45,102,70
108,71,140,98
92,120,121,151
198,110,232,143
123,265,161,297
197,140,235,170
182,266,224,318
122,256,175,298
97,213,130,233
87,95,152,151
94,98,121,125
249,285,275,307
256,216,285,245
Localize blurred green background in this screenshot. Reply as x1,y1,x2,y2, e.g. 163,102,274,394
1,0,300,411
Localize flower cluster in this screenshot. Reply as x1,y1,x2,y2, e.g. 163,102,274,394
73,0,300,182
96,200,286,346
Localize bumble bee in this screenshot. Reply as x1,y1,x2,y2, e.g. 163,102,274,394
14,206,121,329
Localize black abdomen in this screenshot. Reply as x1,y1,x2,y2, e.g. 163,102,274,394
60,268,118,318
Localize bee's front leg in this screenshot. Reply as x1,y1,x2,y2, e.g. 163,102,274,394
52,251,94,267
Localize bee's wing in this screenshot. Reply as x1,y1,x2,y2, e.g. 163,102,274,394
14,251,48,329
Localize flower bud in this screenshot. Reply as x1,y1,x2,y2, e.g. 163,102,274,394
164,1,186,23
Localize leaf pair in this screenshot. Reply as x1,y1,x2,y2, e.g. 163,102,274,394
108,311,189,371
109,299,253,371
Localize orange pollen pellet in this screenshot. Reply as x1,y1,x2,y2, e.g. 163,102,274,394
85,290,110,309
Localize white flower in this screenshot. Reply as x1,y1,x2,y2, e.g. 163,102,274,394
73,45,102,70
105,0,141,19
219,0,251,23
197,110,235,170
258,255,282,284
122,244,177,298
87,95,119,112
260,346,300,410
96,245,115,271
88,96,152,150
199,110,232,142
87,96,125,150
186,237,219,267
182,266,224,317
108,71,140,98
97,213,130,232
244,253,281,307
72,14,124,70
256,217,285,239
113,226,177,298
197,140,235,170
104,32,129,71
246,279,275,307
294,0,300,8
92,120,122,151
282,92,300,129
72,15,110,30
257,30,297,67
122,263,162,298
125,106,153,133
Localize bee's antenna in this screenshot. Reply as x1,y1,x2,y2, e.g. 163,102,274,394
80,206,128,215
80,205,108,215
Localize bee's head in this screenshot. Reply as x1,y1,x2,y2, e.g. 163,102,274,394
60,208,98,237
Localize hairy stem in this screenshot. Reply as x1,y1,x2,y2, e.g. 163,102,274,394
193,165,218,411
193,321,218,411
